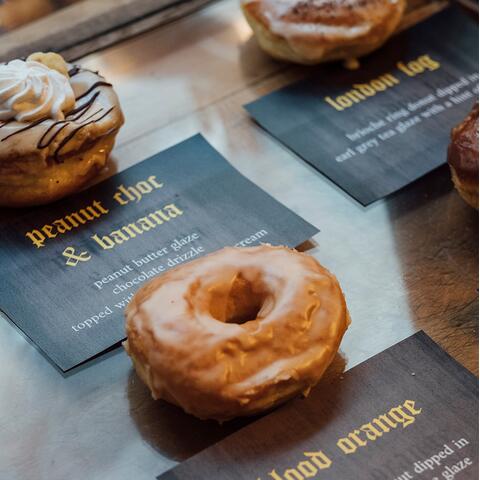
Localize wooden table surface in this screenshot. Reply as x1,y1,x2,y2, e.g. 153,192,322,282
0,2,478,479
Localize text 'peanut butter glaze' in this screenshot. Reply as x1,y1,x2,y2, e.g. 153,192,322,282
124,245,350,421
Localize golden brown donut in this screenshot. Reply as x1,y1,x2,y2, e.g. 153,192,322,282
448,103,479,209
241,0,406,65
0,52,124,207
124,245,350,421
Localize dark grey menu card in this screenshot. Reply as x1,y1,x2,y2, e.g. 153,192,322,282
158,332,478,480
0,135,318,371
245,7,479,205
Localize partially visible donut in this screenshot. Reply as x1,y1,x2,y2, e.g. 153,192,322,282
241,0,406,65
124,245,350,421
448,103,479,209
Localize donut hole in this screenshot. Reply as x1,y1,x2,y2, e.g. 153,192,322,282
209,273,269,325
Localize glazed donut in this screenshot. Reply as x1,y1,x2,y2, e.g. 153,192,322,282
0,52,124,207
241,0,406,65
124,245,350,421
448,103,478,209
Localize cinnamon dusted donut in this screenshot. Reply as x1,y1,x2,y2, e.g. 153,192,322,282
448,103,478,209
0,52,124,207
124,245,350,421
241,0,406,65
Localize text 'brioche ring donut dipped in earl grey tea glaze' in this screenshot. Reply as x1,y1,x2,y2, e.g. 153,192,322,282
241,0,406,66
0,52,124,207
124,245,350,422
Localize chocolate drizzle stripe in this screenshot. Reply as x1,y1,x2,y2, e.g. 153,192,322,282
75,81,112,101
67,92,100,120
37,122,69,149
1,116,49,142
80,108,104,123
37,107,105,150
0,120,12,129
54,106,115,162
68,66,81,77
69,66,103,78
1,82,109,142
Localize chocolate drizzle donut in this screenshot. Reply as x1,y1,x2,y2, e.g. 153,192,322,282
0,55,124,207
0,67,119,161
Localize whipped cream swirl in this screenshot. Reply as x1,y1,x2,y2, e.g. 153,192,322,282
0,59,75,123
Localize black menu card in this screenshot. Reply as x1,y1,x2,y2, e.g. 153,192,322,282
245,7,479,205
0,135,318,371
159,331,478,480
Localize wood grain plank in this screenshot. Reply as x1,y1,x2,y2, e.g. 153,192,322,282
0,0,216,62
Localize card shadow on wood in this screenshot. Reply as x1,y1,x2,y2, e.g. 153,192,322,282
0,152,119,224
237,34,291,81
127,352,346,462
386,163,479,374
238,25,407,89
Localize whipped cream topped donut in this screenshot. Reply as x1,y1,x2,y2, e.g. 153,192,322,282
241,0,406,65
0,52,124,207
0,54,122,162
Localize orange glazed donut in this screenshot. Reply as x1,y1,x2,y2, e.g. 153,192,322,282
124,245,350,421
